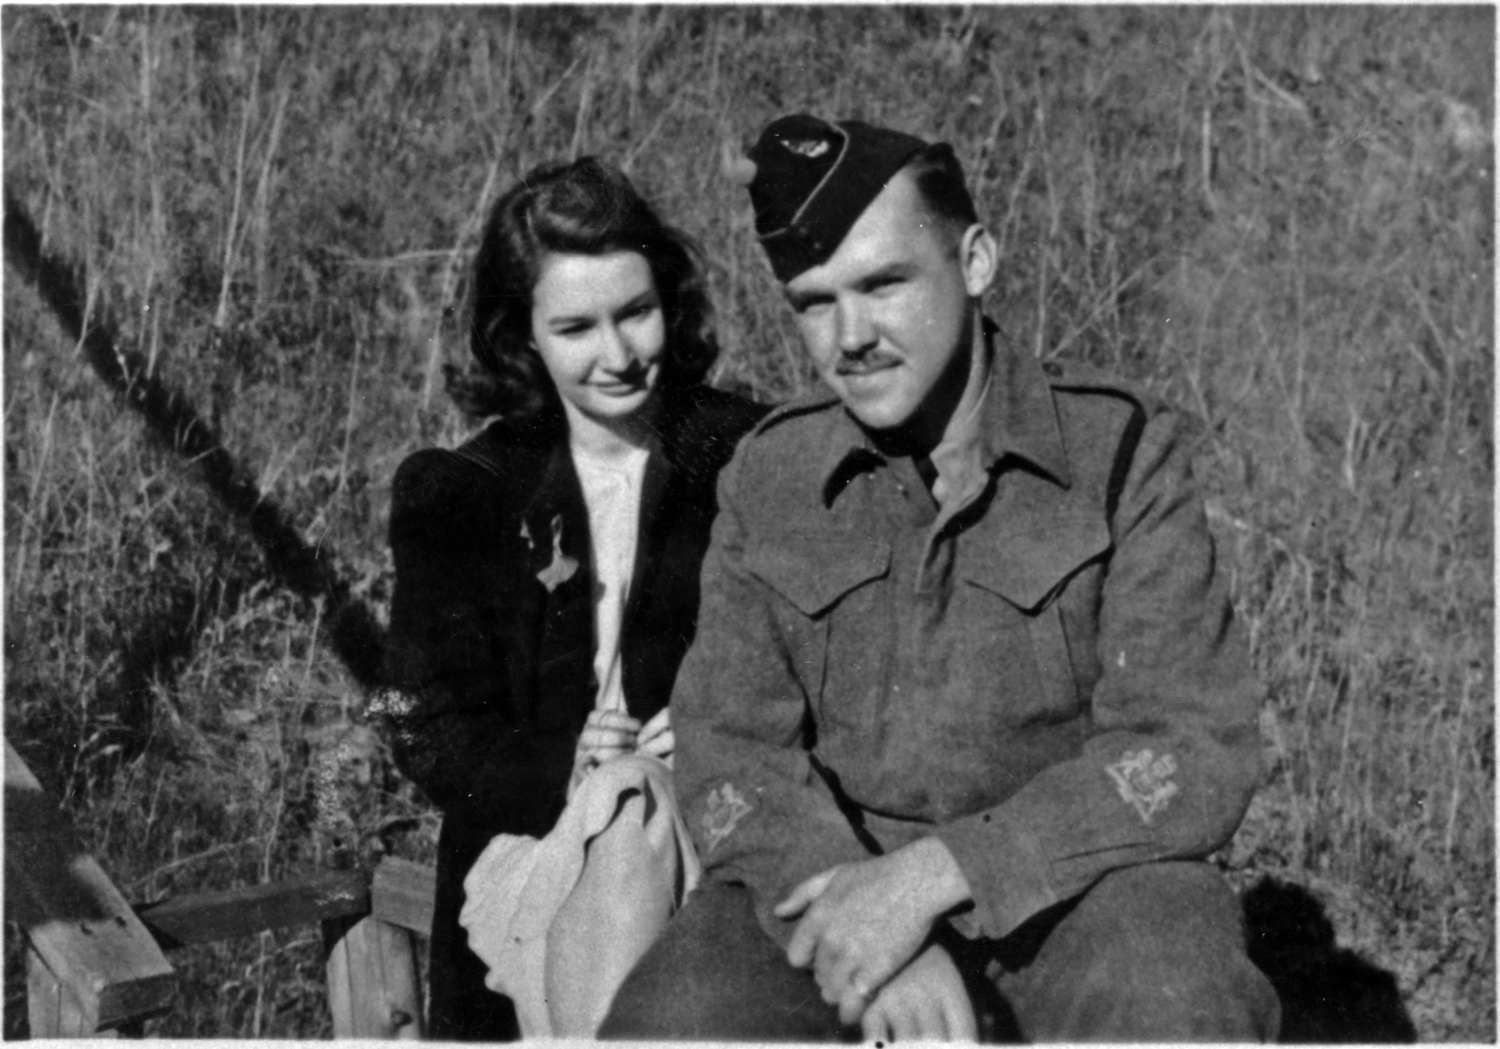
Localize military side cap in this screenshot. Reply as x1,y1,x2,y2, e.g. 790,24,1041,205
740,114,932,282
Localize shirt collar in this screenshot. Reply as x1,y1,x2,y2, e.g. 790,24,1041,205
818,320,1071,505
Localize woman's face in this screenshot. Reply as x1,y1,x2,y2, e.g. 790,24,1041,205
529,250,666,437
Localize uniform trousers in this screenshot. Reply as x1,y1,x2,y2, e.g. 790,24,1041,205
598,861,1280,1041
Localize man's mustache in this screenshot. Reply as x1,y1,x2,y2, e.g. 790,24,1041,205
835,349,900,376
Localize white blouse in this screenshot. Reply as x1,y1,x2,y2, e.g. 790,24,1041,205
569,442,651,714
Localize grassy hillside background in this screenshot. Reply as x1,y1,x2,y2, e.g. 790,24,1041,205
3,5,1492,1038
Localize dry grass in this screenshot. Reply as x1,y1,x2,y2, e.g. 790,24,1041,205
3,6,1492,1038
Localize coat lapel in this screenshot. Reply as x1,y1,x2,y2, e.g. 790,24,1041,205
520,443,595,726
623,403,685,638
632,447,673,583
520,443,588,591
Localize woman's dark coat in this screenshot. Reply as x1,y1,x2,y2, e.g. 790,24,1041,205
377,385,766,1040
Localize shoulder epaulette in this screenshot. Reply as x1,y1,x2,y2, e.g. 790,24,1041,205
1039,359,1159,412
748,389,841,437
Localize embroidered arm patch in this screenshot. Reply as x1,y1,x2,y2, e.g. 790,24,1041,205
1106,748,1179,825
701,781,754,854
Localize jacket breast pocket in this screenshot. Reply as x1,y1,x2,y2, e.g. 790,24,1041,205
743,534,891,706
963,513,1111,724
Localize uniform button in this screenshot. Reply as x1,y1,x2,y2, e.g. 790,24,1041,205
1042,361,1063,378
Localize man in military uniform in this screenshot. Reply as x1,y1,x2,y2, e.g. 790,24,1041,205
599,114,1280,1041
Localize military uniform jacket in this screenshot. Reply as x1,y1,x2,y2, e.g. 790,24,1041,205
673,340,1262,947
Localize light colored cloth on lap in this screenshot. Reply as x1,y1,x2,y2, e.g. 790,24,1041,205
458,754,702,1037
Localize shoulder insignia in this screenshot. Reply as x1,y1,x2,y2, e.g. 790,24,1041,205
748,389,841,437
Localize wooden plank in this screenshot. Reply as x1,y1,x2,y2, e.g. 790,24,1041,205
370,857,436,936
324,919,356,1039
135,870,370,948
324,916,423,1039
6,740,176,1032
26,949,102,1038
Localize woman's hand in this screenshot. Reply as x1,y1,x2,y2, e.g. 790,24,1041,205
570,709,641,793
635,707,674,764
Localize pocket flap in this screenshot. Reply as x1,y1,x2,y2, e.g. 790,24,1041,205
964,511,1110,611
745,535,890,616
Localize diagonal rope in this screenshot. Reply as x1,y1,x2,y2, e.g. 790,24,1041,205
3,191,385,688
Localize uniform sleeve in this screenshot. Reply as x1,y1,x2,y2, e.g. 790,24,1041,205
934,408,1262,940
374,451,573,836
673,450,874,947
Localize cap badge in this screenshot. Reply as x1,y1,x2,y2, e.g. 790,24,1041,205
781,136,832,158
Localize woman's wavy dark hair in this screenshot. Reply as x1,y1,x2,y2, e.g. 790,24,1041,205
451,157,719,431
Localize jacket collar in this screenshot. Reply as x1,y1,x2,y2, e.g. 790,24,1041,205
989,330,1071,487
818,320,1071,505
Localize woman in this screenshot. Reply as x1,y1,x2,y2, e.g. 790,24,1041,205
375,157,766,1039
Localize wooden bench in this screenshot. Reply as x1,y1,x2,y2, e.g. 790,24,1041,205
6,739,435,1038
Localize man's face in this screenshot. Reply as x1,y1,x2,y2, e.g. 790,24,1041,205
784,169,996,447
